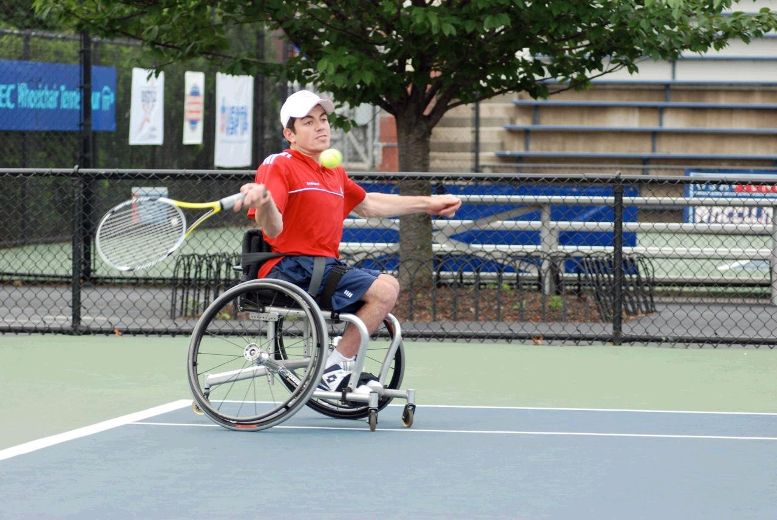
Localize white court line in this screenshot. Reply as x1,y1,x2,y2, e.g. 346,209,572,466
201,401,777,416
7,401,774,462
130,421,777,441
0,400,192,462
418,404,777,416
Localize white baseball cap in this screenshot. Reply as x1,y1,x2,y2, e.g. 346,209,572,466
280,90,335,128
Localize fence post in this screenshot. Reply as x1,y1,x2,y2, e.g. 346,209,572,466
612,173,624,345
71,166,83,333
771,205,777,306
79,31,94,282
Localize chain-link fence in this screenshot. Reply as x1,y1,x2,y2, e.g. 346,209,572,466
2,167,777,346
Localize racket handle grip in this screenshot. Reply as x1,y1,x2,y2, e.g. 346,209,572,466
220,192,246,210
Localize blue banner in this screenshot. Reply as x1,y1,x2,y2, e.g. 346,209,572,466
0,60,116,132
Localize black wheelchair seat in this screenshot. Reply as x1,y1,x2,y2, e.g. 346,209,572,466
238,229,352,313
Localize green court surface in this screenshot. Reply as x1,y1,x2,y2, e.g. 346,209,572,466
2,334,777,450
639,231,770,282
2,226,246,280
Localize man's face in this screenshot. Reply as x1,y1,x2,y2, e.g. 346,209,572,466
284,105,331,155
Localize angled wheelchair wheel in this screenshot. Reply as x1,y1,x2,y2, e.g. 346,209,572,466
304,316,405,420
187,279,328,431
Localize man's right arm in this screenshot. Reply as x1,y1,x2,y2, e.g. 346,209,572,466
237,183,284,238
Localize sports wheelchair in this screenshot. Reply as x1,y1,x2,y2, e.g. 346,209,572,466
186,231,416,432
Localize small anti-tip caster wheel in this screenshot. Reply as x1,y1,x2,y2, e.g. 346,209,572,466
368,408,378,432
402,404,415,428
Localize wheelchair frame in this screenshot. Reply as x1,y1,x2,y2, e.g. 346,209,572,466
187,277,416,432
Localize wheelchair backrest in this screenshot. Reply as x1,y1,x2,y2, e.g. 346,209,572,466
241,229,282,281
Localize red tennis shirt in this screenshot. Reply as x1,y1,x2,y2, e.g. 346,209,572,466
247,148,366,278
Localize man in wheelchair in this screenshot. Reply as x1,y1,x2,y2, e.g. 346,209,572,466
235,89,461,393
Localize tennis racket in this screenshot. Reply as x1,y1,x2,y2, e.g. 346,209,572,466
95,192,245,271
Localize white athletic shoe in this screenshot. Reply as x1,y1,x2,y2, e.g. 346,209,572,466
353,380,384,394
318,363,351,391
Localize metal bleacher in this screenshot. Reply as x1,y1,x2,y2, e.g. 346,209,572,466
487,25,777,174
494,92,777,172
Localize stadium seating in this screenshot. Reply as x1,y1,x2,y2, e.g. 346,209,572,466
429,42,777,174
487,82,777,174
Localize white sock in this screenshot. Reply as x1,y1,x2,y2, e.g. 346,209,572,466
325,348,354,369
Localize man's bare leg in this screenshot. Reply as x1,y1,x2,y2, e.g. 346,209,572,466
334,274,399,359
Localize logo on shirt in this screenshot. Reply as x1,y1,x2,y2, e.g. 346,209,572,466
306,181,320,186
262,152,292,165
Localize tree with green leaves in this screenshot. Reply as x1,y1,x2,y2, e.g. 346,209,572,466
0,0,58,30
35,0,777,284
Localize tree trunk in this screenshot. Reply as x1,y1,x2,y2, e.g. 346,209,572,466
395,112,433,290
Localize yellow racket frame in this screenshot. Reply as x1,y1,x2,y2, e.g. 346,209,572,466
165,192,244,237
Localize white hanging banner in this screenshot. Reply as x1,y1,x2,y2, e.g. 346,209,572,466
183,71,205,145
214,72,253,167
129,68,164,145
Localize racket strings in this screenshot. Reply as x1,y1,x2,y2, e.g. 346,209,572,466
97,200,186,270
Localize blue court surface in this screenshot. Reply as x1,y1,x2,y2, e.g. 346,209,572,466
2,401,777,519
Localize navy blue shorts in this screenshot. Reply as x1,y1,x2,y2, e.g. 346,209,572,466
265,256,380,313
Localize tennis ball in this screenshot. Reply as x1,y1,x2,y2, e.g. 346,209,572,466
320,148,343,169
